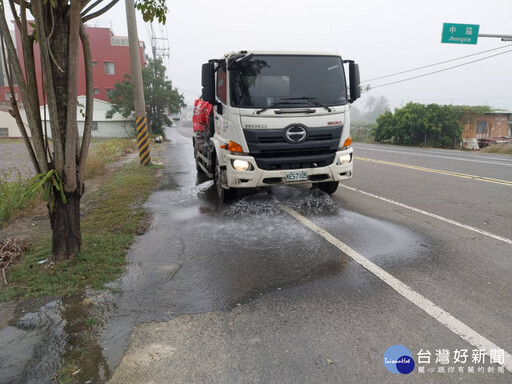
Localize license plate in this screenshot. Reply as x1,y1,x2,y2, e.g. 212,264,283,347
286,171,308,182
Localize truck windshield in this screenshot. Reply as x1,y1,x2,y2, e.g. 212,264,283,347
230,55,348,109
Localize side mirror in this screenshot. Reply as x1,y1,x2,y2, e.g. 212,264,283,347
349,62,361,103
201,63,215,104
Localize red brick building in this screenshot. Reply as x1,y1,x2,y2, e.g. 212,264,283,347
0,24,145,105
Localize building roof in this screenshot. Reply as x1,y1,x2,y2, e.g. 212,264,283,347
483,111,512,115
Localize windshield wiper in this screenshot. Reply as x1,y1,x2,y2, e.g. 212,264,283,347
284,97,332,112
256,100,305,114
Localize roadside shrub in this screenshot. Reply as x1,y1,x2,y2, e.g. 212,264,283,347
0,171,39,226
85,153,107,178
95,139,126,163
85,139,138,178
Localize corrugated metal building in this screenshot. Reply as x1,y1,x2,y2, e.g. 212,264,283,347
461,112,511,149
462,112,511,139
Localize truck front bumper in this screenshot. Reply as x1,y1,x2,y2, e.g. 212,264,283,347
223,147,353,189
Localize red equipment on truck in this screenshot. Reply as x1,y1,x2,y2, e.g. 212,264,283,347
193,98,213,133
192,98,213,172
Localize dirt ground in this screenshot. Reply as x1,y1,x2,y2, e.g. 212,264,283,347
0,141,34,181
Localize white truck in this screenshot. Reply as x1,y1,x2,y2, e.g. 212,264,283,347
194,51,360,201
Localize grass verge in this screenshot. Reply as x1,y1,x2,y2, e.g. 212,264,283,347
56,362,81,384
0,160,160,302
480,144,512,155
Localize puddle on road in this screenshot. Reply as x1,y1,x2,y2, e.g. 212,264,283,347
212,186,425,267
228,258,349,307
0,291,116,384
158,183,429,314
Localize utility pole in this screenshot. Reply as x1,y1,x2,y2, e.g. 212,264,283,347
125,0,151,165
148,23,170,61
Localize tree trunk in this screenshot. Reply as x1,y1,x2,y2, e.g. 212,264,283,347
49,190,82,261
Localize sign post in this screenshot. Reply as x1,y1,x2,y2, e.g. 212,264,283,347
441,23,479,45
479,33,512,42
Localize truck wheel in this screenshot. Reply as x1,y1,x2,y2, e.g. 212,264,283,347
214,157,235,202
317,181,339,194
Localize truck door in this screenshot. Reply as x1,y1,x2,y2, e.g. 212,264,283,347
214,64,245,148
214,65,228,139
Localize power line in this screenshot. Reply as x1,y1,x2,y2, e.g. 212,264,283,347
369,49,512,89
361,44,512,83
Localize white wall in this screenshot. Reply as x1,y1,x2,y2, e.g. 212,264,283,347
77,120,135,138
0,109,29,138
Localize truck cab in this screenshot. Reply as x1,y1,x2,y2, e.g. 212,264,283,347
195,51,360,201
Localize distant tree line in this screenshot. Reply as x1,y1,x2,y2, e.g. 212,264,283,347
351,95,390,123
371,103,494,148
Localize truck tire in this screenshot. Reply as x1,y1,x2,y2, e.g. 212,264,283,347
214,157,235,202
317,181,339,194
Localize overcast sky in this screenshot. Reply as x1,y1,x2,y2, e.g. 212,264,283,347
104,0,512,112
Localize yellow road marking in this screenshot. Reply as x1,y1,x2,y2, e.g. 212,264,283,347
355,157,512,187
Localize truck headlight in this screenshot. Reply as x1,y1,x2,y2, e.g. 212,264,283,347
232,159,252,171
338,153,352,165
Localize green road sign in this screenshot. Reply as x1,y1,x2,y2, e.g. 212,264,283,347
442,23,479,44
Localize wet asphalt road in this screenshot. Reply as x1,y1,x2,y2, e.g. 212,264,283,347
106,129,511,383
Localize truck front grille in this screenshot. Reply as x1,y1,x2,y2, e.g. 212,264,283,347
244,125,342,170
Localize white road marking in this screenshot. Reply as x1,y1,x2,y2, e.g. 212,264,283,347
339,185,512,246
354,145,512,167
281,204,512,373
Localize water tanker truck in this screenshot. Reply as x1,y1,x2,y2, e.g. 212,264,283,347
193,51,360,201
